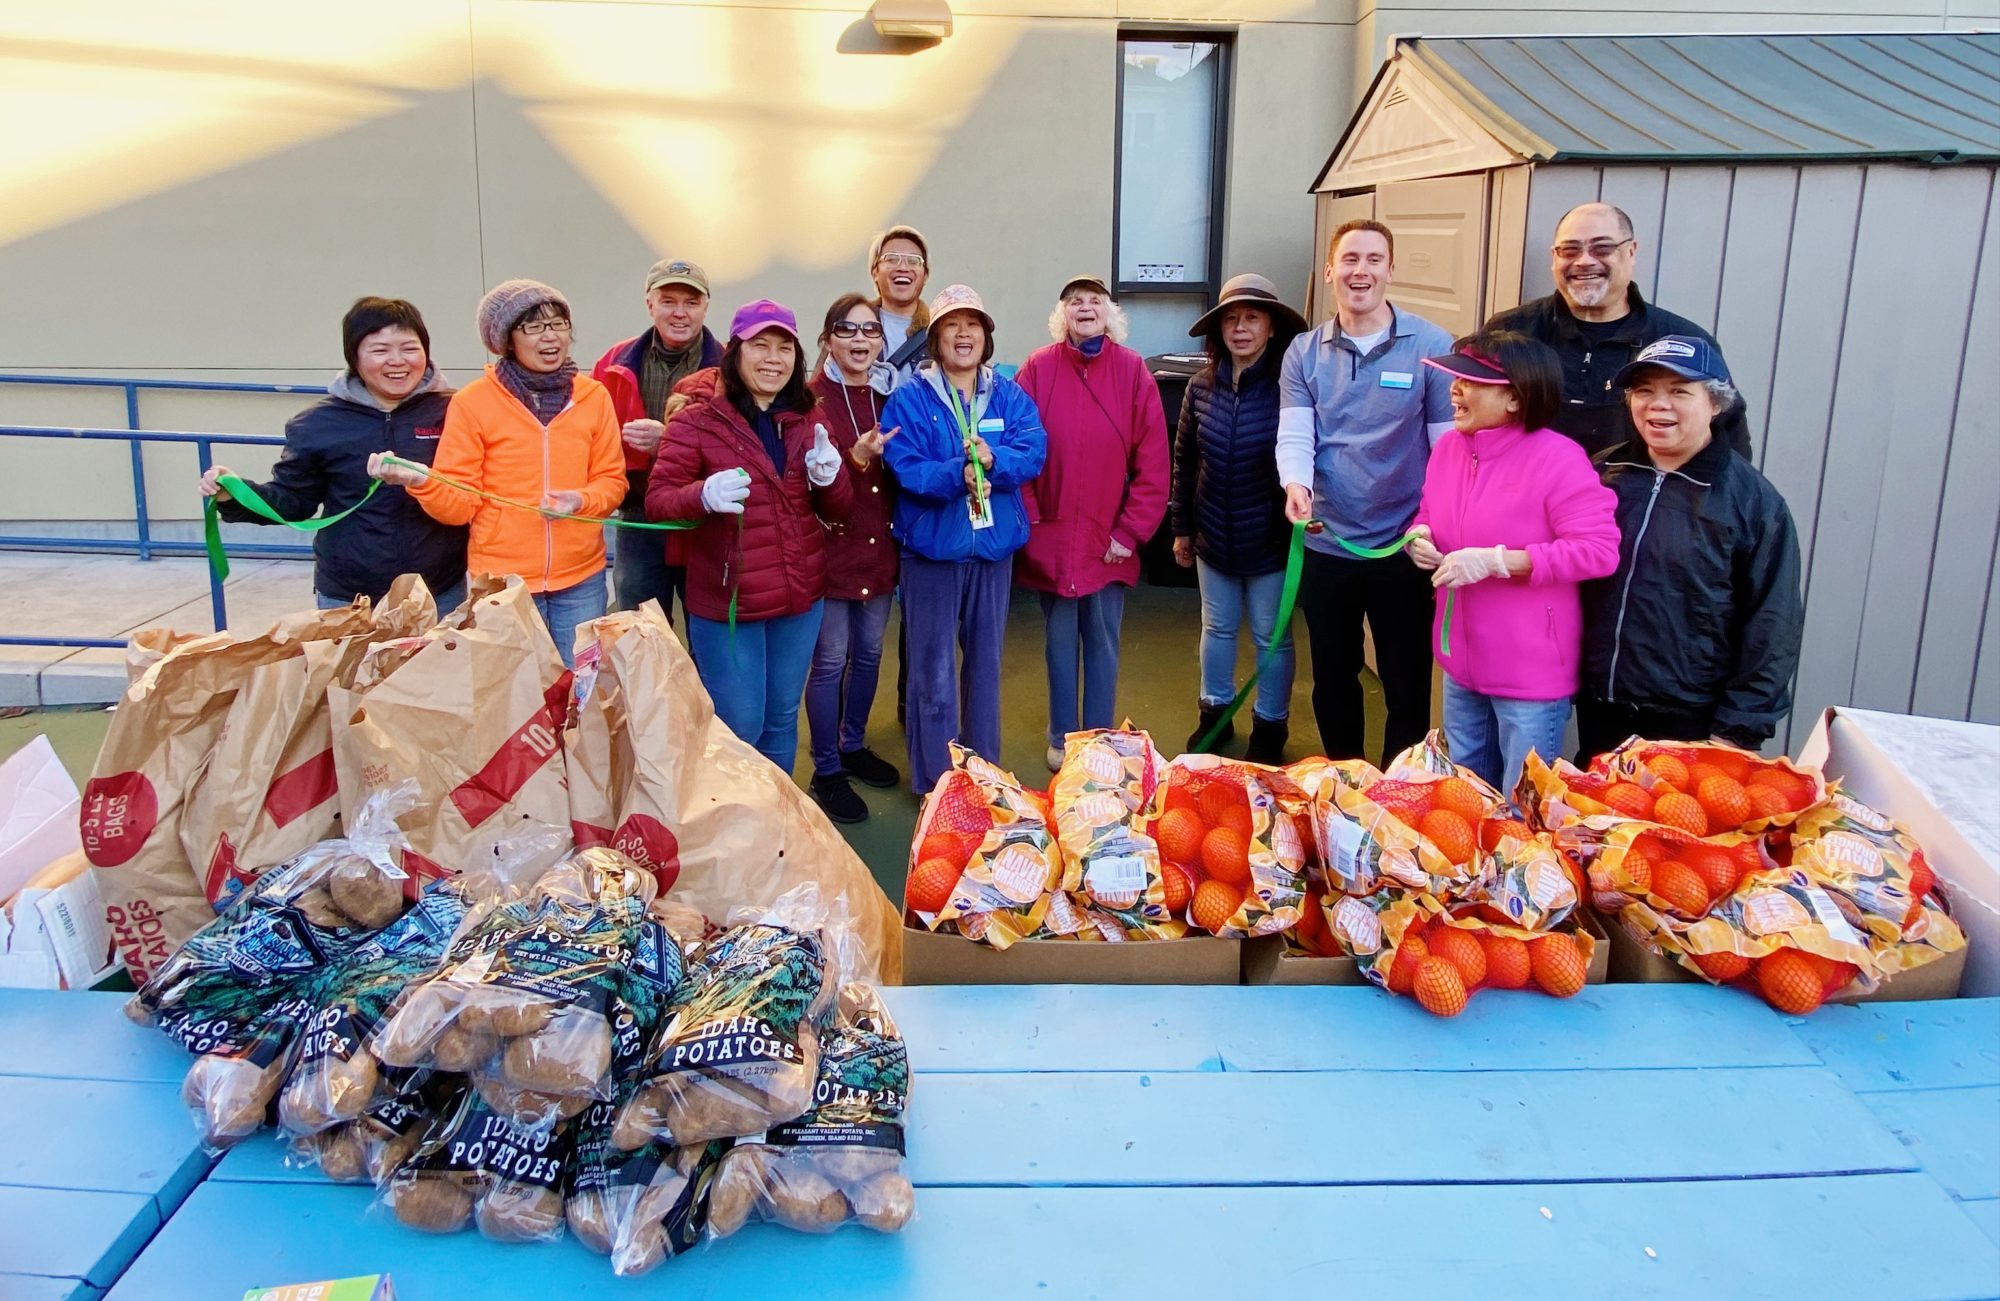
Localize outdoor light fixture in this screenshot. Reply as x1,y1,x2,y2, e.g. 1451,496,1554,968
869,0,952,40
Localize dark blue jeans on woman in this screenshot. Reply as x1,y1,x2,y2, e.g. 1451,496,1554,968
804,593,892,778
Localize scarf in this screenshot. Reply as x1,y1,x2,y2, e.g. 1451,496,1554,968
496,356,578,426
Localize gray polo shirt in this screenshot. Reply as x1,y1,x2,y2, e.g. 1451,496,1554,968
1276,307,1455,553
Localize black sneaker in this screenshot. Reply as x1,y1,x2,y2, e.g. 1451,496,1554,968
840,746,901,789
809,773,868,824
1244,715,1288,766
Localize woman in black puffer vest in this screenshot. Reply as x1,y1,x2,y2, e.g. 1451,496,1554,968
1171,274,1308,764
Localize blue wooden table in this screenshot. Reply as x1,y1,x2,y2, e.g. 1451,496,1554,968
5,988,1997,1299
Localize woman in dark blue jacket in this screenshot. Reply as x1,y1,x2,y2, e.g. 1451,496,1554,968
1171,274,1307,763
198,297,467,609
880,285,1046,794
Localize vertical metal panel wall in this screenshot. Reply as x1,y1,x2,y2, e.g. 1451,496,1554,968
1522,162,2000,747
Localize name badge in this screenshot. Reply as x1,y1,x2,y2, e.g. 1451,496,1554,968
1380,372,1414,390
977,417,1004,435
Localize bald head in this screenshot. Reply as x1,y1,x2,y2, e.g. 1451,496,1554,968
1551,203,1640,322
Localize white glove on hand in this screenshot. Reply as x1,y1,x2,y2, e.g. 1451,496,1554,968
804,424,840,488
701,468,751,515
1432,544,1511,589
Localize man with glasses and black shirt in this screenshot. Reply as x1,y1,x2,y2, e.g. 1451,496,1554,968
870,224,933,383
1484,202,1752,459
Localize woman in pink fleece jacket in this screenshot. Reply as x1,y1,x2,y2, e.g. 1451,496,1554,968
1409,332,1620,797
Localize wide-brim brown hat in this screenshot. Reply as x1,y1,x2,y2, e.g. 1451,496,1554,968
1189,273,1308,337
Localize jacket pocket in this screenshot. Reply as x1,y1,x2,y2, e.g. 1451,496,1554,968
1546,604,1569,672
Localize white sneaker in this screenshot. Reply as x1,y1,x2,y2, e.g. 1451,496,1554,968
1045,744,1064,773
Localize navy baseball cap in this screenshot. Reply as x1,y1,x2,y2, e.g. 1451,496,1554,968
1614,335,1732,387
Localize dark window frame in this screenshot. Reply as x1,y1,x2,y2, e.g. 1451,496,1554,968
1111,27,1235,301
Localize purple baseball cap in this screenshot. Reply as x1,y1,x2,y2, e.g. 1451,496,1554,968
728,299,801,344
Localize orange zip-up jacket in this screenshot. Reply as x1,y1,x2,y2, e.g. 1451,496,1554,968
408,368,627,593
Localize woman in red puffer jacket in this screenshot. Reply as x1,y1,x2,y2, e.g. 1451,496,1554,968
646,300,853,775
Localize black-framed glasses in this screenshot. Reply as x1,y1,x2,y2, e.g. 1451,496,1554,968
1552,238,1634,262
515,316,573,336
832,321,885,339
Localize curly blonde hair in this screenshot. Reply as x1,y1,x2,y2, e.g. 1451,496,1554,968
1046,293,1130,344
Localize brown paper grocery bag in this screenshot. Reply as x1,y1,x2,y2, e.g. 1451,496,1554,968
567,603,903,980
330,575,573,884
85,603,381,983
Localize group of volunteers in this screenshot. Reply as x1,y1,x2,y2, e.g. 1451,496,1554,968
200,201,1803,816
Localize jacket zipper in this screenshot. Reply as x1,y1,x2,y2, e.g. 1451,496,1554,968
540,419,554,588
1451,444,1478,665
1605,470,1665,701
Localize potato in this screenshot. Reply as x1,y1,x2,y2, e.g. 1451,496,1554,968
431,1023,500,1073
815,1146,900,1185
851,1170,915,1233
294,887,350,930
766,1160,849,1233
500,1009,611,1096
323,1050,380,1120
566,1190,613,1255
460,999,555,1039
312,1124,367,1183
373,985,456,1068
610,1221,668,1278
476,1183,565,1243
328,856,404,929
278,1068,339,1136
653,1079,787,1146
366,1126,424,1186
389,1173,475,1233
705,1152,765,1238
184,1054,280,1144
612,1087,669,1152
474,1075,589,1128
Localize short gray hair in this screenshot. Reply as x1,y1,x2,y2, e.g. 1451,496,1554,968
1702,378,1739,412
1048,296,1130,344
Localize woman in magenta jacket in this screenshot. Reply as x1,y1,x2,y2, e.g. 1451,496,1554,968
1409,331,1621,797
1014,275,1170,771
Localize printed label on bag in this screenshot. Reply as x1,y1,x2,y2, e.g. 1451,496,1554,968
1086,855,1147,896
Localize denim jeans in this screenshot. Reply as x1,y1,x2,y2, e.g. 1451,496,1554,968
317,579,467,616
803,594,893,777
686,602,824,775
1195,559,1292,723
1443,674,1572,803
1040,585,1127,749
613,495,685,625
901,551,1011,794
532,569,609,669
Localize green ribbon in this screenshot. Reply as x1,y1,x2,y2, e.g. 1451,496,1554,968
945,384,990,518
1191,523,1454,756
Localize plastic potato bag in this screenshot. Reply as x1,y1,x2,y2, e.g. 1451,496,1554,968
297,1088,438,1185
907,745,1068,949
381,1085,576,1242
707,982,914,1241
1152,754,1320,938
1051,729,1184,940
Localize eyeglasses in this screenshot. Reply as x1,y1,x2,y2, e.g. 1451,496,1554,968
514,317,573,336
876,253,926,270
1552,238,1634,262
832,321,885,338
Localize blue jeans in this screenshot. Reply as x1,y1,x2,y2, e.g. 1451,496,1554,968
901,551,1011,794
687,602,824,775
317,579,467,616
532,569,609,669
1039,585,1127,749
1195,559,1293,723
1442,674,1571,803
613,494,685,624
804,594,892,777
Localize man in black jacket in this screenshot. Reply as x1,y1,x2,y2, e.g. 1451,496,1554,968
1486,203,1753,460
1577,336,1803,761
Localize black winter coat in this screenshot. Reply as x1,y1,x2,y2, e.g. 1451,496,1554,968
1580,434,1803,746
1485,287,1754,460
1171,348,1290,577
216,380,467,603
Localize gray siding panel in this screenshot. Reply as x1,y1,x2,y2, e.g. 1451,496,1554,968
1653,166,1734,332
1597,167,1671,299
1712,168,1800,462
1521,166,1601,300
1976,536,2000,724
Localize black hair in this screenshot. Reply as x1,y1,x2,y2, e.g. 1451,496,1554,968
1197,303,1303,383
1449,329,1563,432
342,297,430,373
926,312,995,367
720,332,812,414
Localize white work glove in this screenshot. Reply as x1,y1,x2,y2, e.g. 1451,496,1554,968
1432,544,1511,589
701,467,751,515
804,424,840,488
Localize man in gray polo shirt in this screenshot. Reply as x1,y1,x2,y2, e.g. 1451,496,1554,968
1277,219,1455,765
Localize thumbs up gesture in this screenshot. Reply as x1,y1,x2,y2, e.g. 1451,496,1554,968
804,423,841,487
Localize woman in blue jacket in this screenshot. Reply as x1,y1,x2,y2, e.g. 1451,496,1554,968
1171,274,1307,763
881,285,1047,794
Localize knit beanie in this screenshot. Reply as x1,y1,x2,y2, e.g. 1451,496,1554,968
476,279,570,356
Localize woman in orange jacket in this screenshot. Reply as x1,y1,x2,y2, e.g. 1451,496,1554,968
370,279,627,665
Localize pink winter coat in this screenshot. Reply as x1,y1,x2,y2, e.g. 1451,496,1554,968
1013,340,1170,598
1412,424,1620,700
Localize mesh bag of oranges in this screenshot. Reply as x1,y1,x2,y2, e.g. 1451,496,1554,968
1145,754,1322,939
1047,729,1184,940
1319,733,1509,897
1463,818,1587,932
1526,739,1825,840
1322,890,1597,1016
1785,790,1965,974
903,745,1072,950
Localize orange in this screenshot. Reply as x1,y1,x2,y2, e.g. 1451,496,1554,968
1386,933,1430,995
1530,934,1588,998
1706,748,1754,782
1433,777,1488,822
1198,779,1244,828
1154,808,1207,869
1683,846,1741,903
1653,792,1710,837
925,771,995,839
1481,933,1532,990
1645,754,1691,790
1189,879,1243,934
1200,826,1251,885
1652,860,1712,918
1621,845,1656,895
1215,804,1254,841
906,857,964,915
1412,957,1469,1017
1163,782,1199,815
1684,761,1730,792
1696,776,1752,830
1160,862,1195,916
1479,817,1534,853
1429,925,1488,988
1797,953,1859,997
918,832,979,869
1756,949,1826,1015
1295,889,1336,956
1601,782,1655,819
1420,809,1478,865
1368,780,1436,824
1690,951,1752,984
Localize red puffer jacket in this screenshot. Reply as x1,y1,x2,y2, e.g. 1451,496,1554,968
806,371,898,602
645,385,854,623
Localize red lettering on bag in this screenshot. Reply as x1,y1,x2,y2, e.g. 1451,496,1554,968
204,833,241,903
403,849,446,882
449,674,572,828
80,772,159,867
571,820,614,849
612,814,681,892
264,748,338,828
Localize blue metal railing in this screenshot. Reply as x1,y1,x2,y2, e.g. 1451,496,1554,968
0,373,327,647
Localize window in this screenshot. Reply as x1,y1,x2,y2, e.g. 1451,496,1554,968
1114,32,1231,354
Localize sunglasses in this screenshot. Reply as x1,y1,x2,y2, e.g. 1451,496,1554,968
832,321,884,339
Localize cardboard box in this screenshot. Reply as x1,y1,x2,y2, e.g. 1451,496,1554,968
900,924,1240,985
1242,910,1611,987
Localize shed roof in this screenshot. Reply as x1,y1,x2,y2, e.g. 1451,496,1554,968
1314,32,2000,189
